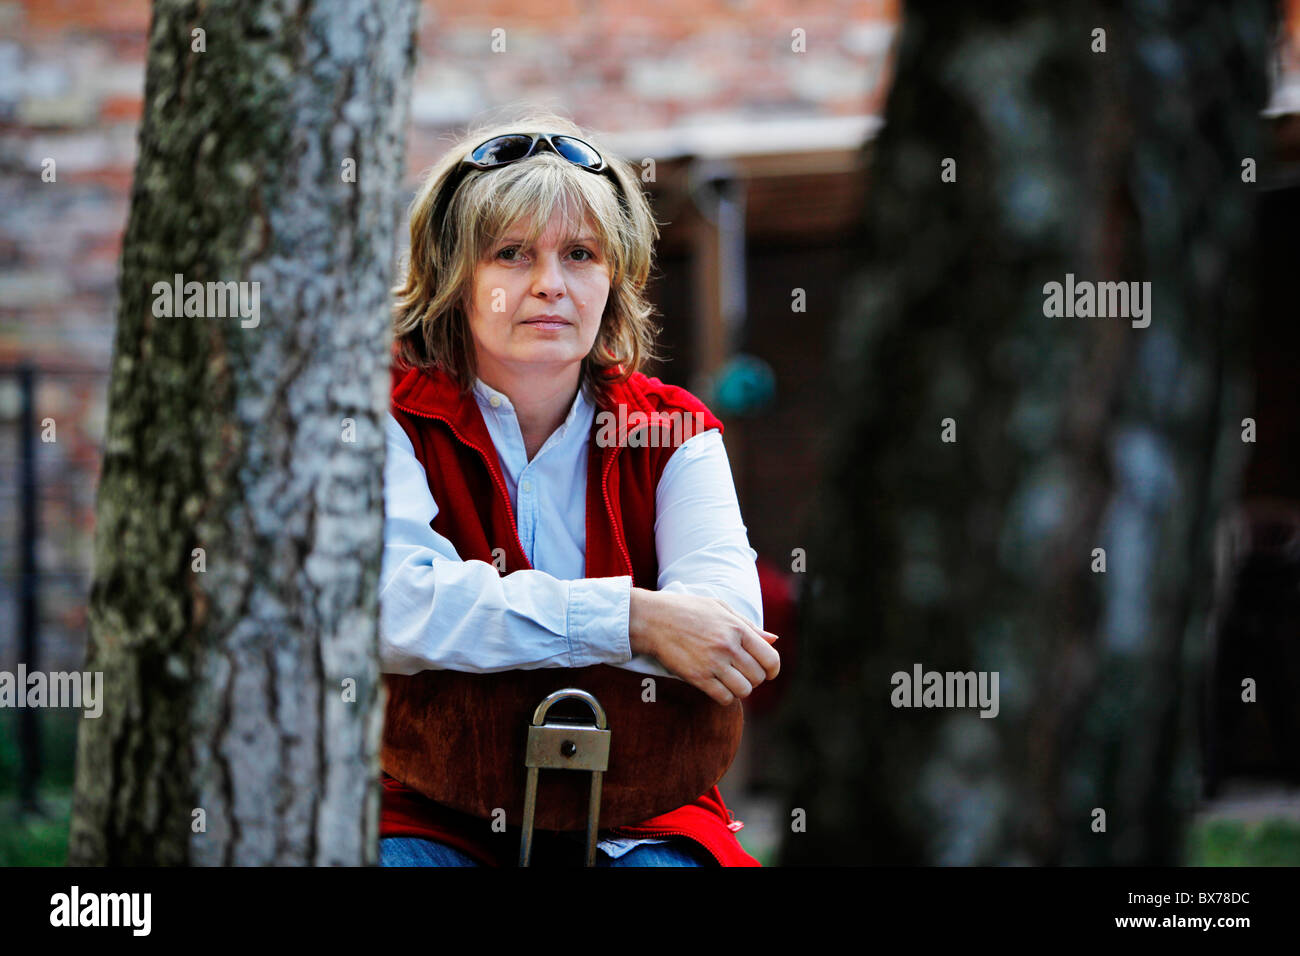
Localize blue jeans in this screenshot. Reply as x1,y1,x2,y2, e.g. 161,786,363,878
380,836,712,867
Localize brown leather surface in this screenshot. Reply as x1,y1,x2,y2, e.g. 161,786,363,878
381,666,744,831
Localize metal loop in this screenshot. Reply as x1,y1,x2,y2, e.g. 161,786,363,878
530,688,607,730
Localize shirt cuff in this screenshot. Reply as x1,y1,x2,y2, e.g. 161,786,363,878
566,576,633,668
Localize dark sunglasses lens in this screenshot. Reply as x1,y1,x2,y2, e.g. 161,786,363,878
552,136,602,168
471,135,534,165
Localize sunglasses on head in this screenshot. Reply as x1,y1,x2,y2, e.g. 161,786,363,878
431,131,628,234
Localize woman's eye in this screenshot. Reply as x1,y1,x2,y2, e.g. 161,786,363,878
494,244,595,262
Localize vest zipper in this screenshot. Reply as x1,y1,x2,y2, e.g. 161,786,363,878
600,442,636,578
393,401,531,570
598,410,661,579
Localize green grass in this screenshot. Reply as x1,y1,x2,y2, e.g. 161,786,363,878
0,789,71,866
0,708,79,865
1186,818,1300,866
737,834,776,867
0,708,81,792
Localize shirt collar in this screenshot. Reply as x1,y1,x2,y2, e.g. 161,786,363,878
472,378,592,438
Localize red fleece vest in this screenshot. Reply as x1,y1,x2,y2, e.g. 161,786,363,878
380,363,760,866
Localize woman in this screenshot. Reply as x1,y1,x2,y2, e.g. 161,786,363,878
378,111,780,867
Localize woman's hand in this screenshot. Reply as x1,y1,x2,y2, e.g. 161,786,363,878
628,588,780,705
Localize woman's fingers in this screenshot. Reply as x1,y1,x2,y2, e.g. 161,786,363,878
730,638,769,687
741,629,781,681
701,676,735,706
638,590,782,703
711,603,780,689
716,665,753,702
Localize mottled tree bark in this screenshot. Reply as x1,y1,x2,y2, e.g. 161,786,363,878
780,1,1274,865
69,0,419,865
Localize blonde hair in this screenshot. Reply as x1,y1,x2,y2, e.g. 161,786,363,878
392,110,661,396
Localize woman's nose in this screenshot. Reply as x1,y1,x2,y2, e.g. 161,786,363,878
530,252,566,297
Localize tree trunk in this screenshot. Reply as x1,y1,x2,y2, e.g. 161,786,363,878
69,0,420,865
779,0,1275,865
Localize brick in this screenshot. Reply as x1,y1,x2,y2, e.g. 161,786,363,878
18,91,96,127
99,94,141,122
21,0,150,34
627,55,724,101
0,271,72,308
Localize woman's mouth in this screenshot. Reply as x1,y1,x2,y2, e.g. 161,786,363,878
521,315,571,331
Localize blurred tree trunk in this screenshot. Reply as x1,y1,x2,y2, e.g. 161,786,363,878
69,0,419,865
780,0,1275,864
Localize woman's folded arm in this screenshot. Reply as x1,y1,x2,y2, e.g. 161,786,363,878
614,427,778,702
652,428,764,631
379,414,633,675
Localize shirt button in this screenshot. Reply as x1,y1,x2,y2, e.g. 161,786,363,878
489,395,502,408
522,479,532,493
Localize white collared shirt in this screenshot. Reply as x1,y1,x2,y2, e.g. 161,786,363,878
379,378,763,677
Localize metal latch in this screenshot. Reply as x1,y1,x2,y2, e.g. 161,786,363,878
519,688,610,867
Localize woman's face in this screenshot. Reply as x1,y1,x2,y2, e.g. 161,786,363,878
464,205,610,390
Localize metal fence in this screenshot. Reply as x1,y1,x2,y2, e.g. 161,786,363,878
0,360,108,811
